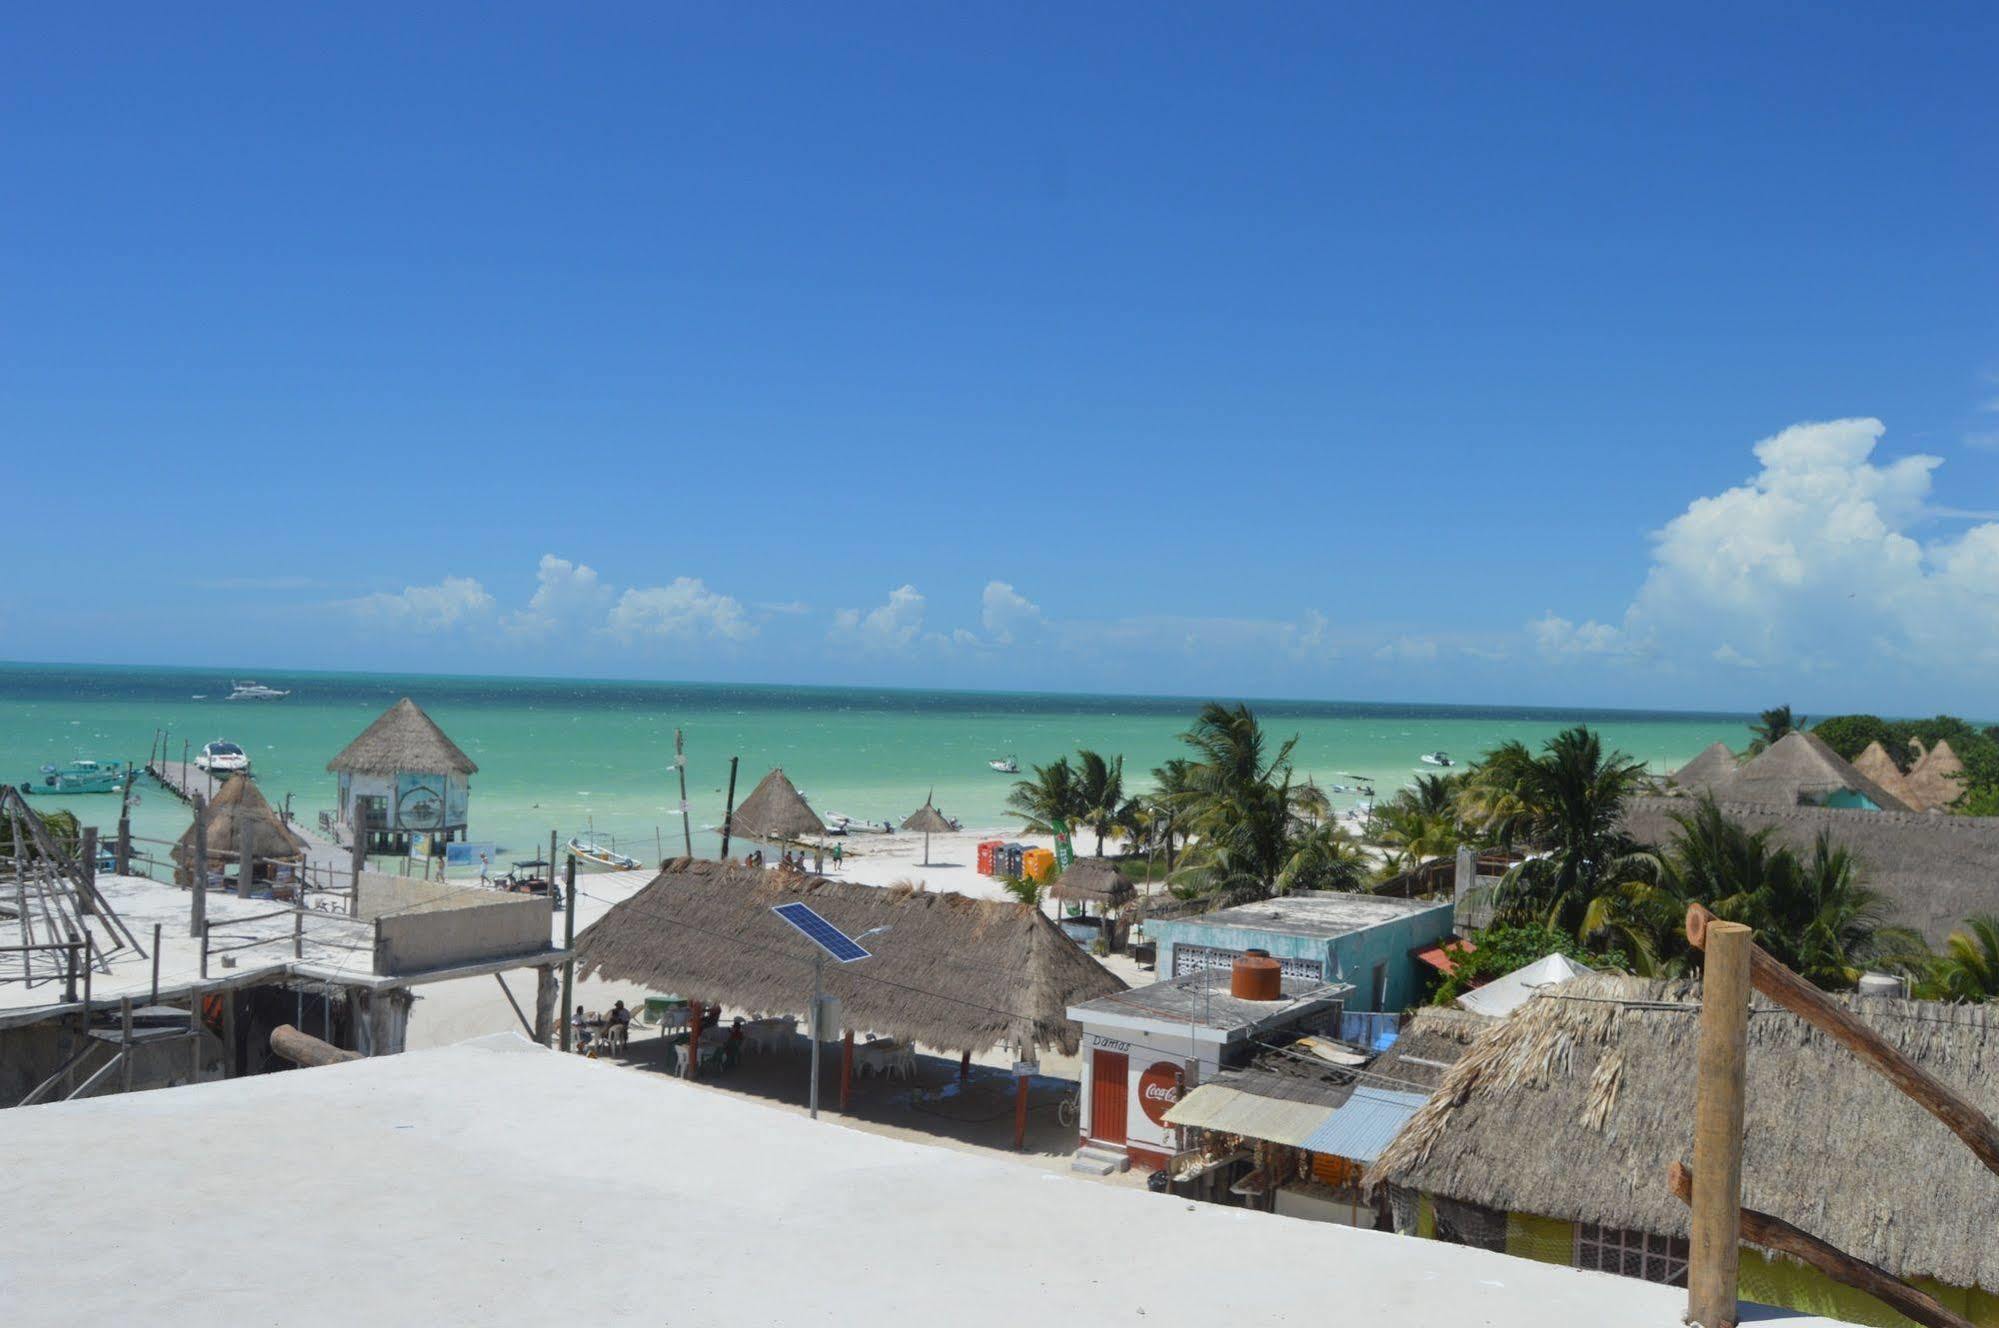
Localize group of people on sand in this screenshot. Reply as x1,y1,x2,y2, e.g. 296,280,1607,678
741,844,842,874
570,1000,632,1056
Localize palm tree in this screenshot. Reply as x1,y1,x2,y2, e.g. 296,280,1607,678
1162,702,1302,904
1932,916,1999,1001
1487,727,1653,936
1747,704,1803,756
1741,833,1921,989
1006,757,1082,835
1148,757,1197,873
1073,749,1126,856
1276,821,1370,894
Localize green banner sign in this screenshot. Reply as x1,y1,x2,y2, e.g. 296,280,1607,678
1051,818,1075,871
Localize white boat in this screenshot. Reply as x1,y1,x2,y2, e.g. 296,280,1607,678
225,680,290,701
823,814,851,836
568,837,639,871
195,741,252,774
1420,751,1455,768
988,756,1019,774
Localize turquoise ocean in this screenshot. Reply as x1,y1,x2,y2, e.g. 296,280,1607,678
0,663,1752,865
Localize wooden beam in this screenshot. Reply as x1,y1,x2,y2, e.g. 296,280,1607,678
1668,1163,1974,1328
1689,918,1751,1328
1687,903,1999,1180
270,1023,362,1068
493,972,535,1041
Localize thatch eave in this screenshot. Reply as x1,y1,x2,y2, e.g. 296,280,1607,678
326,698,478,776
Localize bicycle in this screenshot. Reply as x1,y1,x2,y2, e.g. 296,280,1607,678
1056,1088,1080,1129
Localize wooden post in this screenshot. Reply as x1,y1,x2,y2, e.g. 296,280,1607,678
237,815,253,898
271,1023,362,1067
120,996,135,1093
1689,918,1751,1328
221,986,236,1077
80,826,98,916
558,855,577,1052
839,1029,854,1111
190,791,208,938
1013,1064,1030,1152
293,907,304,959
548,829,558,886
189,983,203,1084
675,729,693,859
533,964,557,1046
719,756,739,860
117,769,135,874
150,923,162,1003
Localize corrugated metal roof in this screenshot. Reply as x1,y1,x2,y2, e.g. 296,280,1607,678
1162,1084,1335,1146
1297,1085,1430,1162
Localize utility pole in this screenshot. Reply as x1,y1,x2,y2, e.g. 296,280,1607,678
809,950,824,1120
559,854,577,1052
190,791,208,938
719,757,739,861
675,729,693,859
1689,920,1752,1328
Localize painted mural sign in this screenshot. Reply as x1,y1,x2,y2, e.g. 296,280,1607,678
445,777,469,828
394,773,447,831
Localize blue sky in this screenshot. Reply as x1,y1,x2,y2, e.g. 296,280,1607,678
5,5,1997,713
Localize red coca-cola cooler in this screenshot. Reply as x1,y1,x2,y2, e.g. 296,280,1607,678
976,840,1002,875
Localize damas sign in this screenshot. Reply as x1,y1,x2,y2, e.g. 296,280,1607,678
1137,1061,1183,1127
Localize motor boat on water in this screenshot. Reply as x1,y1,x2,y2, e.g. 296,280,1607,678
1420,751,1455,768
24,758,129,795
988,756,1019,774
225,680,290,701
568,837,640,871
196,741,252,775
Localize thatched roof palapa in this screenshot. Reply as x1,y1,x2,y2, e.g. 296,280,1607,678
1852,740,1922,811
1669,741,1737,794
900,797,953,835
1047,858,1136,908
573,858,1126,1055
1367,975,1999,1294
727,768,825,842
1906,738,1967,811
1725,730,1912,812
1621,794,1999,944
173,775,309,866
327,698,477,776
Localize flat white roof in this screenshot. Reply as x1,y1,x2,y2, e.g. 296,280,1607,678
1160,890,1452,940
3,1038,1847,1327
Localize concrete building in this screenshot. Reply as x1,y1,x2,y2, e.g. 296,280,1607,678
1143,891,1455,1012
1066,961,1349,1173
5,1034,1845,1328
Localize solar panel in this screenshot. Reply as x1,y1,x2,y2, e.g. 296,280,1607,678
770,902,872,963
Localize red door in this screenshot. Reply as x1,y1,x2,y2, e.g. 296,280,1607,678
1090,1049,1129,1146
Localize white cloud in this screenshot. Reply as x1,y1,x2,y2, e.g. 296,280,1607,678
757,601,812,616
505,554,613,638
1541,417,1999,691
1532,612,1628,658
342,576,495,631
980,581,1045,645
1966,431,1999,453
831,585,927,651
608,578,753,643
1371,635,1440,663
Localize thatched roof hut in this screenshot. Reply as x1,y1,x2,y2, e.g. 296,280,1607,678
1621,794,1999,944
573,858,1126,1055
726,768,825,843
1367,974,1999,1295
1851,740,1921,811
1047,858,1135,909
1367,1006,1486,1094
1906,738,1967,811
327,698,477,776
1668,742,1737,794
900,795,953,866
172,775,309,885
1723,731,1912,812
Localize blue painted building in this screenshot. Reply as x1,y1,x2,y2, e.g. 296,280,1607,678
1144,893,1455,1013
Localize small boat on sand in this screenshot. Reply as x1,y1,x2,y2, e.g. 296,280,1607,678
25,758,129,794
571,840,639,872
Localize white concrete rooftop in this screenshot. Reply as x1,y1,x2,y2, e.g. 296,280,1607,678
1172,889,1453,939
3,1036,1850,1327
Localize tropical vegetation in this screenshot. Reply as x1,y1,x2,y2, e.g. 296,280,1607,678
1808,710,1999,812
1427,922,1612,1006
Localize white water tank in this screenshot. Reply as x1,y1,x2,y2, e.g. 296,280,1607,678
1857,972,1904,999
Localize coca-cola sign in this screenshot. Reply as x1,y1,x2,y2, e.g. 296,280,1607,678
1136,1061,1183,1127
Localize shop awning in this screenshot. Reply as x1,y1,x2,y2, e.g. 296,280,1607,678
1296,1085,1431,1163
1163,1084,1334,1147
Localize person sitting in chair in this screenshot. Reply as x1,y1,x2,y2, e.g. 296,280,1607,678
606,1000,631,1052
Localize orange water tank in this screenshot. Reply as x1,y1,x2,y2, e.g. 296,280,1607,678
1231,951,1282,1001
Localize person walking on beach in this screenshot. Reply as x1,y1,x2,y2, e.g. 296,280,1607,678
832,842,843,871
